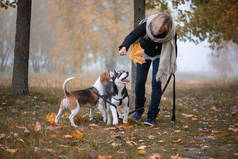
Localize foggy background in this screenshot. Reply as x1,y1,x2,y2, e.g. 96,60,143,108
1,0,238,80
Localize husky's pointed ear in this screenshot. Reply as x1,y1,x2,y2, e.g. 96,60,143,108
114,69,118,75
110,71,115,78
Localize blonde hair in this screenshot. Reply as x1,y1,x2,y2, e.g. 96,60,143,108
151,13,172,35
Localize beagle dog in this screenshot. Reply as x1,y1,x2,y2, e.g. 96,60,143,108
55,72,111,127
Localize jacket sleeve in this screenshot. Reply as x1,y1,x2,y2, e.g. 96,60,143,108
119,22,146,51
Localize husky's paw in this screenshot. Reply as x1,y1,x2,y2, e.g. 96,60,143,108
71,124,78,128
112,121,119,125
103,117,107,123
118,115,123,120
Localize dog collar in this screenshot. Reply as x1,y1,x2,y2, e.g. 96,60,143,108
90,87,100,105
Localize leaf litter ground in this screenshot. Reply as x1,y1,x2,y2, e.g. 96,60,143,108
0,76,237,159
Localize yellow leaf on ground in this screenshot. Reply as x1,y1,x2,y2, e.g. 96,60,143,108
97,155,111,159
104,127,116,130
44,148,55,153
172,138,182,143
126,140,137,146
71,130,83,139
46,123,60,130
182,113,195,118
138,150,147,155
15,125,26,129
220,132,231,137
64,135,73,139
228,127,238,133
148,135,156,139
62,112,70,118
81,115,89,120
73,145,80,149
5,148,18,154
174,130,181,133
89,123,98,127
183,125,189,129
74,114,89,122
208,110,215,114
207,136,216,140
44,134,57,141
212,130,221,134
196,133,203,136
46,113,56,124
149,153,164,159
122,123,133,128
15,99,22,104
137,145,146,150
117,123,133,129
156,132,161,135
59,144,70,148
97,155,106,159
171,154,188,159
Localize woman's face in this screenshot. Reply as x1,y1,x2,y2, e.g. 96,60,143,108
157,26,167,35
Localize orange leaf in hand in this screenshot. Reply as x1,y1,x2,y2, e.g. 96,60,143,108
129,44,145,64
131,43,144,56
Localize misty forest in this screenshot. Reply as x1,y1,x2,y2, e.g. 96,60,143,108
0,0,237,158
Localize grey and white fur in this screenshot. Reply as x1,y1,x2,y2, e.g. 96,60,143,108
104,70,130,125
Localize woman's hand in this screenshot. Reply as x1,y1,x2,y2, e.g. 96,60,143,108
119,47,127,56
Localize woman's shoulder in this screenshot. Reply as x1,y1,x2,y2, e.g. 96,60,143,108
132,21,147,36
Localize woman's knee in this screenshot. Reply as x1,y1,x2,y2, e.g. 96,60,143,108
152,80,161,89
136,78,147,87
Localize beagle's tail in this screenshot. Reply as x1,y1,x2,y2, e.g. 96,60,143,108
63,77,75,97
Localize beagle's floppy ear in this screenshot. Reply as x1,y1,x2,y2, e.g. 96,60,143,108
100,72,111,85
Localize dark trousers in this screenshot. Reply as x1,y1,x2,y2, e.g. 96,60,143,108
135,58,162,120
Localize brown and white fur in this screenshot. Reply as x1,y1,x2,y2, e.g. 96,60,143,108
55,72,111,127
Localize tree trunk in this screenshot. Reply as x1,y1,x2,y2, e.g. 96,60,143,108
106,0,119,71
131,0,145,103
12,0,32,94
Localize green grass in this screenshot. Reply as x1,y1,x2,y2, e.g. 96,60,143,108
0,80,238,159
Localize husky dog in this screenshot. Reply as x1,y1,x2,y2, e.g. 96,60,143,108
104,70,130,125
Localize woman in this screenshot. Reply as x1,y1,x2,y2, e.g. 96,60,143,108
118,12,177,126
